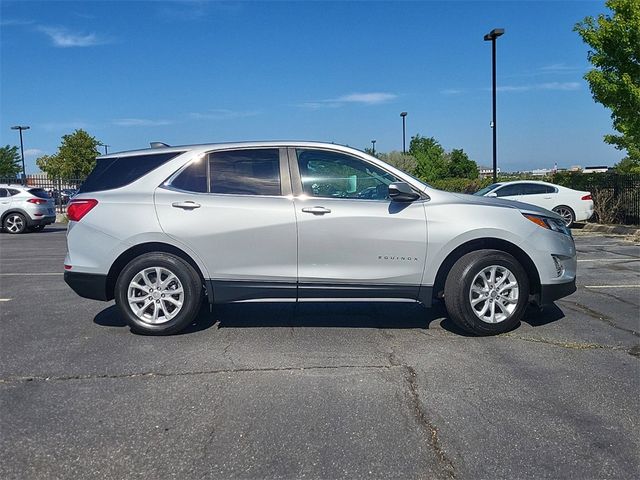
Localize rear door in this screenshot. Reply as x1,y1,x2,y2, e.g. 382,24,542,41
290,147,428,301
154,148,298,302
519,183,557,210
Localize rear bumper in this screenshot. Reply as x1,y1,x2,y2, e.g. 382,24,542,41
538,278,577,305
28,215,56,227
64,271,110,301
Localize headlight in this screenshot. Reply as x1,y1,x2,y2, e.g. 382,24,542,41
523,214,571,236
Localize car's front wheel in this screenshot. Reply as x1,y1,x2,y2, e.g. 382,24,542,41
444,249,529,335
115,252,203,335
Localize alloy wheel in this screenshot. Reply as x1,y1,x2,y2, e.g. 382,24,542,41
468,265,519,324
127,267,184,324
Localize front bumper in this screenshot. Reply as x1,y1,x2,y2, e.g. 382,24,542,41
537,278,577,306
64,271,110,301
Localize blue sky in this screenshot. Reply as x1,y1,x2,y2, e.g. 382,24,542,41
0,0,622,173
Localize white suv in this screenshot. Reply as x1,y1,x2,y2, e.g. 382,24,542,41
64,142,577,336
0,185,56,233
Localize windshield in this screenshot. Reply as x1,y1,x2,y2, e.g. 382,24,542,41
474,183,501,196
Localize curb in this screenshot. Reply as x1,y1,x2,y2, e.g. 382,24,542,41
579,223,640,241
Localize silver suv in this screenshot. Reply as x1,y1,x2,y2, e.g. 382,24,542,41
64,142,576,336
0,185,56,233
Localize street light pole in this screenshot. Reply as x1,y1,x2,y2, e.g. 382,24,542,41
10,125,30,185
484,28,504,183
371,139,376,155
103,144,110,155
400,112,407,154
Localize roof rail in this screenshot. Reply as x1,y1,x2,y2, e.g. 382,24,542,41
150,142,171,148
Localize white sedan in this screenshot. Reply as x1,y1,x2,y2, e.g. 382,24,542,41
474,180,594,227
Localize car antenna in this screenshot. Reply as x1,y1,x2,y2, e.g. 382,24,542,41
150,142,171,148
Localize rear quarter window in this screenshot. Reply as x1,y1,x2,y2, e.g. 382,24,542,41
78,152,184,194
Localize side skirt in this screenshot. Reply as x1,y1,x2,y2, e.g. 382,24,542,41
207,280,433,307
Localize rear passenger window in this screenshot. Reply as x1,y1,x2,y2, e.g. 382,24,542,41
0,189,7,198
209,149,281,196
78,152,184,194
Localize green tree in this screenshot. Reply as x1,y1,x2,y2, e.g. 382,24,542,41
0,145,22,178
444,149,479,179
575,0,640,161
409,135,447,181
377,151,418,175
614,156,640,173
36,129,101,178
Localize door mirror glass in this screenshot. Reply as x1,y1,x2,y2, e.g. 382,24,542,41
388,182,420,202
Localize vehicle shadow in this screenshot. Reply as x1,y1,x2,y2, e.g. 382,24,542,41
93,300,566,336
32,227,67,234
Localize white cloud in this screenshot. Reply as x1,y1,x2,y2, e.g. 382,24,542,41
496,82,581,92
299,92,397,109
38,26,111,47
113,118,174,127
24,148,45,159
188,109,260,120
0,19,35,27
333,93,397,104
441,89,464,95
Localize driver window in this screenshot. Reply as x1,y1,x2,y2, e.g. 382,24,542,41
296,149,397,200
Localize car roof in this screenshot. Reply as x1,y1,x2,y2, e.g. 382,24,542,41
97,141,366,159
493,180,556,187
0,184,29,189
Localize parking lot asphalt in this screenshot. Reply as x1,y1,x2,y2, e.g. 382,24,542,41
1,225,638,479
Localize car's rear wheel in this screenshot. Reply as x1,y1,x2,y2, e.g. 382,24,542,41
115,252,203,335
3,213,27,234
552,205,575,227
28,225,46,232
444,249,529,335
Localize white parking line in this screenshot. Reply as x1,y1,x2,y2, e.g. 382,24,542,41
585,285,640,289
0,273,63,276
0,298,11,302
577,259,639,262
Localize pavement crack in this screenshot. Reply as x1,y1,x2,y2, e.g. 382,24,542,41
558,300,640,337
402,365,456,479
0,364,395,385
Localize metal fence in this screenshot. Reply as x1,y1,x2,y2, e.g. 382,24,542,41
557,173,640,225
0,175,85,213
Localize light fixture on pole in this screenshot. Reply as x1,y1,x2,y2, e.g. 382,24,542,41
484,28,504,183
400,112,407,153
371,139,376,155
10,125,30,185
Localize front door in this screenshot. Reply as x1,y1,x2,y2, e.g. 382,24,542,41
290,148,428,301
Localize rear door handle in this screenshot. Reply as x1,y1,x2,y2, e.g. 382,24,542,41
301,206,331,215
172,201,201,210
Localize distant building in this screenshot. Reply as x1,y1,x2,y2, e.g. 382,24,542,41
478,166,500,179
582,166,610,173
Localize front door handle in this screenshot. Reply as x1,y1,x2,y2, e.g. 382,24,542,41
172,201,201,210
302,206,331,215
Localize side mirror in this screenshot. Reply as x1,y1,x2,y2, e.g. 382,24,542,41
486,192,498,198
388,182,420,202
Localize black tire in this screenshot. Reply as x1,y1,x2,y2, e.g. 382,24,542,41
552,205,575,227
444,249,529,336
115,252,203,335
28,225,46,232
3,213,27,234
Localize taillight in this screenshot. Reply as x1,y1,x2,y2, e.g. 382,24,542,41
27,198,47,205
581,194,592,201
67,199,98,222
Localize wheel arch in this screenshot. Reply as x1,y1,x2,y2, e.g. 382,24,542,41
1,208,29,224
106,242,209,302
432,238,541,301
